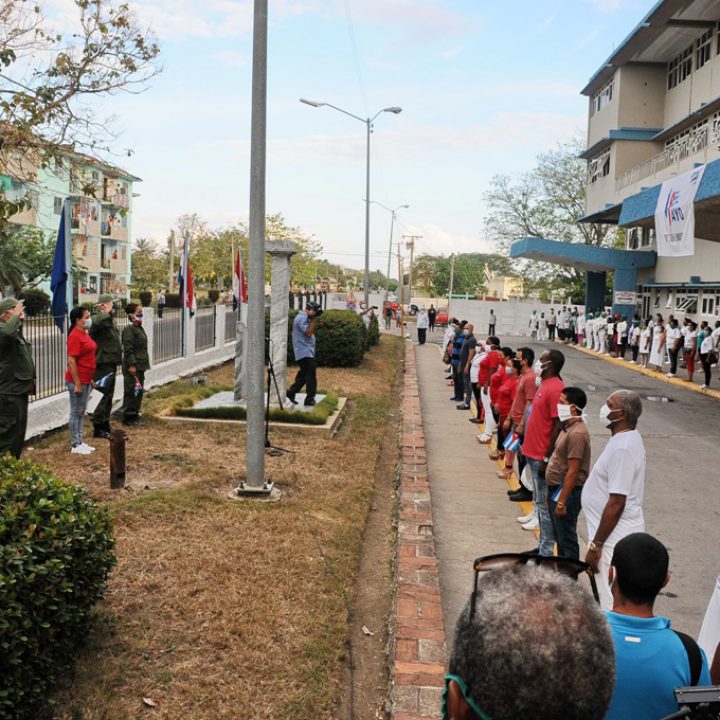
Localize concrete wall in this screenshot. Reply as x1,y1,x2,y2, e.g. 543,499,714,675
587,75,619,148
26,305,235,441
447,299,576,338
617,65,667,130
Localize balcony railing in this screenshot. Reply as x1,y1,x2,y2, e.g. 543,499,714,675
616,118,720,190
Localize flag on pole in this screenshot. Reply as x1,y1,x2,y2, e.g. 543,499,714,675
232,248,248,311
50,199,71,331
177,232,197,317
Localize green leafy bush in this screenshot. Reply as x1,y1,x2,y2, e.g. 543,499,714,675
208,289,220,303
139,290,152,306
0,456,116,720
315,309,366,367
17,288,50,316
368,313,380,347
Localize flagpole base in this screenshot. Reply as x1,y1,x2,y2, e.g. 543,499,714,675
229,482,281,502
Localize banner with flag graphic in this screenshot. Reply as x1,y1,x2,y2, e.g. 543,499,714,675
177,232,196,316
50,199,71,331
654,164,705,257
233,249,248,311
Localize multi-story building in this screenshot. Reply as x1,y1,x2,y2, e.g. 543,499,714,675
3,151,139,303
512,0,720,322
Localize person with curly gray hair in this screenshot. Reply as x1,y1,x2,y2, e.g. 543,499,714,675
443,564,614,720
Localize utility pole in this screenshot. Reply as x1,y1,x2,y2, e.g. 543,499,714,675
168,230,175,291
397,241,405,335
449,253,456,298
403,235,422,305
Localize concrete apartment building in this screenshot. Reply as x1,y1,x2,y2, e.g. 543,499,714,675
4,152,138,303
512,0,720,322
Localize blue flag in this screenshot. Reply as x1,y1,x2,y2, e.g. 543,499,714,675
50,200,69,331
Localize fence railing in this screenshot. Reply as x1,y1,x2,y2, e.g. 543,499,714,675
153,308,183,364
22,313,68,401
224,304,237,343
195,306,216,352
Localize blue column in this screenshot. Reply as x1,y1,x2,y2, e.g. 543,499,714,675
612,266,638,319
585,271,606,315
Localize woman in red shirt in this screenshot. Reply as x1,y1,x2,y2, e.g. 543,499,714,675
65,306,97,454
490,356,520,462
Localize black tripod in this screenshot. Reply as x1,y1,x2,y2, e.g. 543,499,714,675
265,340,295,457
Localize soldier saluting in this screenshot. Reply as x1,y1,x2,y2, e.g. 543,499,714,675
0,298,36,458
90,293,122,439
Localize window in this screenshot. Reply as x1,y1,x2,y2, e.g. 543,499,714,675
668,57,680,89
668,43,694,88
587,149,611,184
628,229,639,250
641,228,655,247
715,295,720,315
53,196,63,214
702,295,715,315
697,29,712,69
676,290,698,314
591,79,614,117
654,291,660,309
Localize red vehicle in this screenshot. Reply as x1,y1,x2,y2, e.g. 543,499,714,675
435,307,449,325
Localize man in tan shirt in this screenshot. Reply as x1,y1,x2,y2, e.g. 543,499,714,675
546,386,591,560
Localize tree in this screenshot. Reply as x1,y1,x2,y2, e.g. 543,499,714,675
484,140,625,300
0,225,54,292
409,252,517,296
130,237,165,292
0,0,160,229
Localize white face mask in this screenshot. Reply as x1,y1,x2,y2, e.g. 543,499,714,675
535,375,542,388
505,365,513,375
84,317,92,329
462,329,469,336
533,359,542,375
599,403,621,428
557,403,573,422
485,343,492,352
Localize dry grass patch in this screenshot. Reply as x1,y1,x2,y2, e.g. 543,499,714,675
39,335,403,720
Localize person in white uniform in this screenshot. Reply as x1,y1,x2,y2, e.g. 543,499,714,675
583,390,646,610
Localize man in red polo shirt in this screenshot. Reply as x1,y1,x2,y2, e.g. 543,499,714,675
522,349,565,556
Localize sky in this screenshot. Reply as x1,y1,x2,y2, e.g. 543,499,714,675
58,0,653,274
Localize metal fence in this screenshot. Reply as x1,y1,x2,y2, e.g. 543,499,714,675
224,304,236,343
195,305,216,352
153,308,183,364
22,312,68,401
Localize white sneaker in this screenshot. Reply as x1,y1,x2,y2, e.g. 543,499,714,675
700,384,708,389
517,511,536,524
80,443,96,452
666,373,675,378
71,444,92,455
629,360,636,364
522,517,540,531
476,434,491,444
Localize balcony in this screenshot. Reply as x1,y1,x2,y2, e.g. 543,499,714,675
616,119,720,191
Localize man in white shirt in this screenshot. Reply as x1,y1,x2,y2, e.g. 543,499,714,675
665,318,683,377
583,389,646,610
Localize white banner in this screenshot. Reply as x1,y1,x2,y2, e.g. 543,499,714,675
654,165,705,257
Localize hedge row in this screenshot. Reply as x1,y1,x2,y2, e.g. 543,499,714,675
0,456,116,719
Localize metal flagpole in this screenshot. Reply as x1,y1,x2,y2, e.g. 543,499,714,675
239,0,270,493
181,231,189,356
64,200,73,316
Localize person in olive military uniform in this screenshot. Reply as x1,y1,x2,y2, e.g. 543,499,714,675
90,293,123,438
120,302,150,426
0,298,36,458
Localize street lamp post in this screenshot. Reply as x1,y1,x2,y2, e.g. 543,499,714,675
369,201,409,298
299,98,402,307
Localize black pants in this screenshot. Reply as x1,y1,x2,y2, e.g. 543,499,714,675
548,325,556,340
488,324,495,336
0,393,29,459
557,328,565,341
418,328,427,344
288,356,317,400
472,382,482,419
701,353,712,386
429,320,435,331
631,344,639,362
668,346,679,374
158,303,165,319
91,364,117,427
451,364,463,399
120,368,146,420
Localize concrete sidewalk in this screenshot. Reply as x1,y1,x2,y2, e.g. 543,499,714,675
413,340,535,636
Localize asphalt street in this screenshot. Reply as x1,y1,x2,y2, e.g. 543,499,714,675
417,329,720,638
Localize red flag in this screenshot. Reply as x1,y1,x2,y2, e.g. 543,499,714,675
233,249,247,310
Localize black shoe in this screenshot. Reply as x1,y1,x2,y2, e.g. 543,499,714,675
456,404,470,410
509,488,533,502
445,375,453,380
93,425,111,439
303,397,316,406
449,396,463,401
123,418,145,427
286,392,298,405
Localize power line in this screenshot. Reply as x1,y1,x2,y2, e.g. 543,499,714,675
343,0,368,113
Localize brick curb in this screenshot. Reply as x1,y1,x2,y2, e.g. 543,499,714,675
389,342,447,720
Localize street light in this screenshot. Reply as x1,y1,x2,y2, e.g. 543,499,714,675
300,98,402,306
369,201,409,297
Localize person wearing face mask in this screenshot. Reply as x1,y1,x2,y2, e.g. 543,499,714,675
699,325,716,389
89,294,122,439
120,303,150,427
65,306,98,454
457,323,477,410
476,336,501,443
449,322,466,402
490,357,520,463
545,387,590,559
582,390,646,610
520,349,565,555
665,318,682,377
0,298,36,459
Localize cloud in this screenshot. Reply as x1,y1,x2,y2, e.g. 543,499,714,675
530,15,555,37
211,50,248,69
581,0,624,12
440,45,465,61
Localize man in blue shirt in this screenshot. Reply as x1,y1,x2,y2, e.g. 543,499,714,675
287,301,320,406
605,533,711,720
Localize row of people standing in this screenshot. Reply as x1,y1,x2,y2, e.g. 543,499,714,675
65,297,150,454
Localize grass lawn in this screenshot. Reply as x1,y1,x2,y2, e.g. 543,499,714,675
26,334,404,720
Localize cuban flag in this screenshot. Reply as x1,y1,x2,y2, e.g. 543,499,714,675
177,231,196,317
232,248,248,311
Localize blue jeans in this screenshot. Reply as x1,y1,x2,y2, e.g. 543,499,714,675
526,457,556,556
67,382,92,447
548,491,581,560
463,373,472,407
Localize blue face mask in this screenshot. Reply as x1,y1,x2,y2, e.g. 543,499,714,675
135,312,144,321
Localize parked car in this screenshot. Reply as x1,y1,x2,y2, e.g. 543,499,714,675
435,307,449,325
